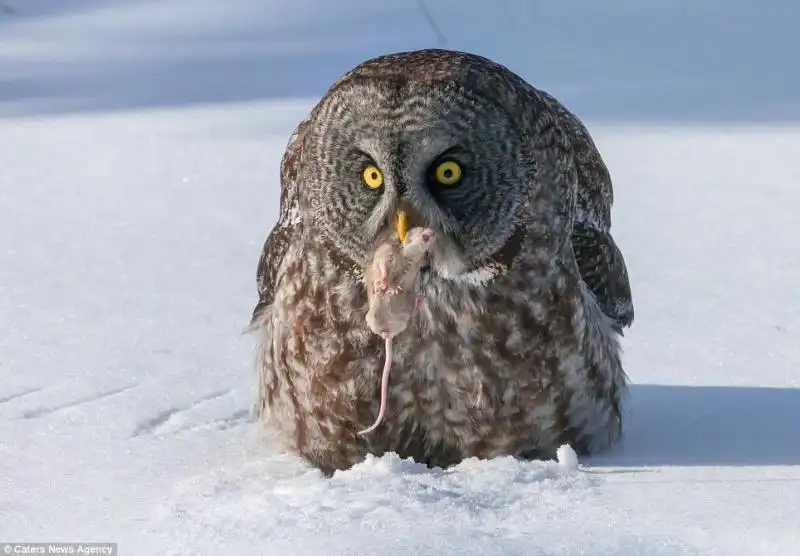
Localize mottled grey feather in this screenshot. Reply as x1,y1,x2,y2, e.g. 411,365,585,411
250,118,307,326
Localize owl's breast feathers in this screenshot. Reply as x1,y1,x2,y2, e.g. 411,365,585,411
254,231,626,474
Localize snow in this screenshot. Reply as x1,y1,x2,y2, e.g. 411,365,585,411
556,444,579,471
1,1,799,554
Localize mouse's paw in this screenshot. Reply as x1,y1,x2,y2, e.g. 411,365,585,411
387,284,404,295
376,270,390,292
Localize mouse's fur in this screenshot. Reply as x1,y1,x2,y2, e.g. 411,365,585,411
365,227,436,338
359,227,437,435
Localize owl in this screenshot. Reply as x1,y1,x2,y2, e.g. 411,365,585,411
250,49,634,476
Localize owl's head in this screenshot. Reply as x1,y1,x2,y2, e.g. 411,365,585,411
296,50,572,283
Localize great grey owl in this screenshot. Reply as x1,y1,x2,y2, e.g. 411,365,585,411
250,49,634,475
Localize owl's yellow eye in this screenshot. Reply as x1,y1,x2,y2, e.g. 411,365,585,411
362,165,384,189
434,160,462,186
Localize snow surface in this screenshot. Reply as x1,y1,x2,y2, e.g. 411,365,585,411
2,1,799,554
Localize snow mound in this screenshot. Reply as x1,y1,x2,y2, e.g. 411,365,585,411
556,444,580,471
148,449,607,556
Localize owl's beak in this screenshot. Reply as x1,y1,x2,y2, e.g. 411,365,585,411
395,209,409,244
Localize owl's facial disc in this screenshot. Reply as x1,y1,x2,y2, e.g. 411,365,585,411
302,78,531,277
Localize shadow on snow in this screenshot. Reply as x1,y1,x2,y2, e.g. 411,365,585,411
588,384,800,468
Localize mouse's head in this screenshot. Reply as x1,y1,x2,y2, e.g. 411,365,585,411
402,227,437,259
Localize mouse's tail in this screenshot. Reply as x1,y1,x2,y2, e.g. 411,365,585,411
357,334,393,436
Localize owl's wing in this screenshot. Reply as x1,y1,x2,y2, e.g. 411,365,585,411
539,91,634,332
570,222,634,333
250,119,308,327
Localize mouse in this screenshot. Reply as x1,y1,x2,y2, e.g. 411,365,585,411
358,226,437,436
